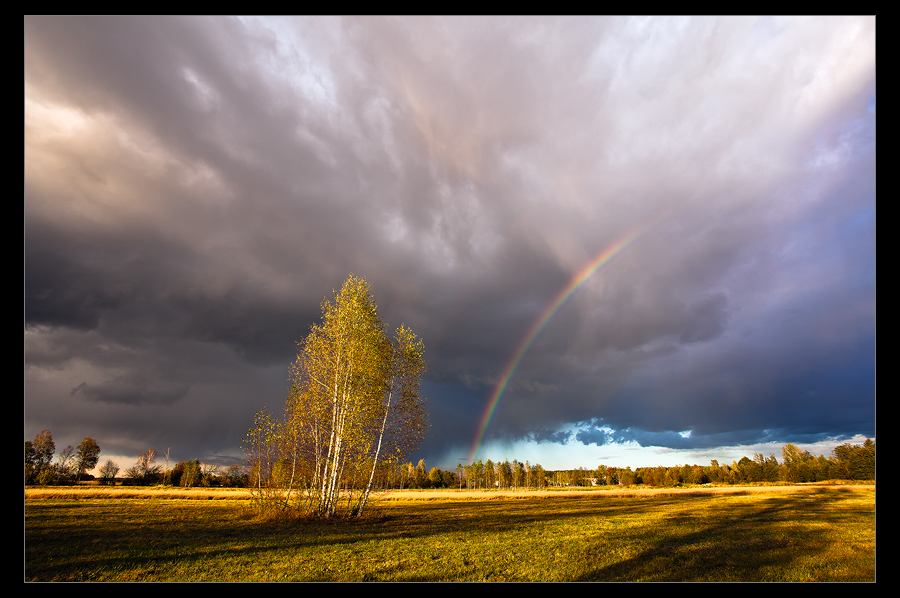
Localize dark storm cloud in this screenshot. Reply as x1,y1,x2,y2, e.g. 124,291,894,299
25,16,875,468
70,379,190,406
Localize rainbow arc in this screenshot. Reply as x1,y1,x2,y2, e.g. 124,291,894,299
468,224,653,462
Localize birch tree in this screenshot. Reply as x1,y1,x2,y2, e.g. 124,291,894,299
244,406,287,514
356,324,427,515
249,274,428,518
295,275,388,516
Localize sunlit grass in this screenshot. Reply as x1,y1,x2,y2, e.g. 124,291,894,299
25,485,874,581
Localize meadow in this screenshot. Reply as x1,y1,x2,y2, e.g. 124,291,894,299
25,484,875,582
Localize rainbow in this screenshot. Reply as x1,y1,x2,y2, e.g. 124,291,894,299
468,226,650,463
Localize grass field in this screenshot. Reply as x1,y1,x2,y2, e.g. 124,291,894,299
25,484,875,582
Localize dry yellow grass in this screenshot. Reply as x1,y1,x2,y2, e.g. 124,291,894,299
25,485,253,500
25,482,871,502
375,483,873,500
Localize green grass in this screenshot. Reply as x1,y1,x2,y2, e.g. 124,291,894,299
25,486,875,582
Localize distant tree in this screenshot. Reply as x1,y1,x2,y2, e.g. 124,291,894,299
181,459,201,487
632,467,647,486
167,461,185,486
401,462,415,490
499,460,512,489
833,438,875,480
763,454,780,482
474,460,485,490
706,460,724,484
732,455,761,483
31,430,55,483
36,466,56,486
567,465,582,487
124,448,163,485
532,463,546,489
98,460,119,485
821,454,843,481
414,459,428,489
484,459,496,490
224,463,248,488
75,437,101,481
663,465,683,487
201,461,221,486
712,465,727,485
690,464,710,485
515,460,527,489
441,468,456,488
55,445,76,484
427,467,443,488
25,441,36,483
782,444,816,482
532,464,545,488
608,467,621,486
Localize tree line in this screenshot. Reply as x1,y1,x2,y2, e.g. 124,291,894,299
352,438,875,491
24,430,248,488
624,439,875,486
440,439,875,489
25,426,874,490
314,457,550,492
25,430,100,485
113,447,248,488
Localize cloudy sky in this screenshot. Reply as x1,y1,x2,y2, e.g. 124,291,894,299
25,16,875,473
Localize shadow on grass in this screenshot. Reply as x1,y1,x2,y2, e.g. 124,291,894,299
573,490,873,581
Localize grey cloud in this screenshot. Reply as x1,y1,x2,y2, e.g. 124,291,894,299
574,426,613,447
25,16,875,467
70,379,190,406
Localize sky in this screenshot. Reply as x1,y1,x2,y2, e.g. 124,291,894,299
25,16,875,474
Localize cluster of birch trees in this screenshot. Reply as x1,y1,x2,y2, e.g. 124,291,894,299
356,458,550,491
244,275,428,518
454,459,548,490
